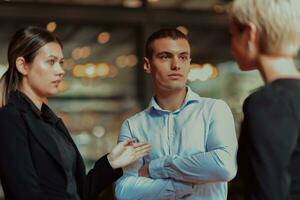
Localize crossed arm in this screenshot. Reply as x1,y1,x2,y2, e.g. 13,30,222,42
115,100,238,199
147,101,238,184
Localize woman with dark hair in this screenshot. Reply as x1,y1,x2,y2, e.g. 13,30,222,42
0,26,151,200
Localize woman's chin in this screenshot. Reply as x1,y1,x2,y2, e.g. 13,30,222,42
46,89,59,97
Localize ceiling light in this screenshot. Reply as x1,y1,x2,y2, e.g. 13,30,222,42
147,0,159,3
188,63,219,82
72,48,82,60
81,46,91,59
123,0,142,8
97,32,110,44
116,55,128,68
92,126,105,138
96,63,110,77
46,21,57,32
127,54,138,67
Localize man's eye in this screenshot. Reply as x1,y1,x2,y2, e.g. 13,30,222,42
160,55,170,59
179,56,188,60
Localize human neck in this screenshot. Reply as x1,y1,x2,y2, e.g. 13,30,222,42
19,85,44,110
154,87,187,112
258,54,300,84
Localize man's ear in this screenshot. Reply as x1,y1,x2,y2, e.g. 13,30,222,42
143,57,151,74
15,57,29,75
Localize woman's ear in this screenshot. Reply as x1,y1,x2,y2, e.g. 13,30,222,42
245,22,258,50
143,57,151,74
246,22,258,44
245,22,259,57
15,57,29,75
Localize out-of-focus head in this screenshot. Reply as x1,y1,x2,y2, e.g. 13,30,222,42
229,0,300,70
1,26,64,106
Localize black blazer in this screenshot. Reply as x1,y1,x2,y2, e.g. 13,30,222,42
0,91,122,200
237,79,300,200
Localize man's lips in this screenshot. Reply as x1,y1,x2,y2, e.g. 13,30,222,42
168,73,183,79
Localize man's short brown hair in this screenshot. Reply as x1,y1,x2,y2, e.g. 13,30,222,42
145,28,190,59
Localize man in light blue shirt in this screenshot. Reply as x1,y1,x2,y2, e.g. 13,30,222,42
115,28,237,200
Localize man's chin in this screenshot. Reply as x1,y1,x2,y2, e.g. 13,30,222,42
165,84,186,91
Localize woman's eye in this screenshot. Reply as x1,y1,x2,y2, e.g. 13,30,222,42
48,60,55,65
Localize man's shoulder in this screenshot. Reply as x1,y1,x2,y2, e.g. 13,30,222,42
123,107,150,122
191,96,228,110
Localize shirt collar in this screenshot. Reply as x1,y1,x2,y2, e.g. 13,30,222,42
148,86,200,113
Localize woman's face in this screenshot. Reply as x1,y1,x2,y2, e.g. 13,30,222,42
230,21,256,71
24,42,64,98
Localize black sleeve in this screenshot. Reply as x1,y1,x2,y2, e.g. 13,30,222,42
238,95,298,200
0,108,47,200
85,154,123,200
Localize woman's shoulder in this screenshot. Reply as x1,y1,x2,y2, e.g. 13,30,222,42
244,79,299,108
243,81,294,116
0,103,22,121
244,86,270,105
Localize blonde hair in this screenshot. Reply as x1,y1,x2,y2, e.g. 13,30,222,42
230,0,300,56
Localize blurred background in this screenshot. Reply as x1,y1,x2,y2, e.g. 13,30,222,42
0,0,299,199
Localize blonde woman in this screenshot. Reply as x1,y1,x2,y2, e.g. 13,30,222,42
229,0,300,199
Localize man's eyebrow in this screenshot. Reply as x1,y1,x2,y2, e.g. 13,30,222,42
156,51,190,56
179,52,189,55
157,51,172,54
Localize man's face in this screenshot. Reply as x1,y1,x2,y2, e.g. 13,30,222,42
144,38,191,92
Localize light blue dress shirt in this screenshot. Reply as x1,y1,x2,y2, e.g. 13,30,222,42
115,87,237,200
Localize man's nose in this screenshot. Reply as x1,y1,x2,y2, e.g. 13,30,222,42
171,57,180,70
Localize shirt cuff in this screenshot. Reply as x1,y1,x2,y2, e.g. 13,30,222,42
148,156,169,179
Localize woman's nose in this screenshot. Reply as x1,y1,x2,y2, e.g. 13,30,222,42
56,64,65,77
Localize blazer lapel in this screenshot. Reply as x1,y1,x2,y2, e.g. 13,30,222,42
56,118,86,196
56,119,74,142
22,111,66,173
56,119,86,172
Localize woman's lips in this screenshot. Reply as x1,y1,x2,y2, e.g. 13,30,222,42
52,80,61,87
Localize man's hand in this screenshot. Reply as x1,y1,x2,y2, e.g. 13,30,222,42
139,163,150,178
108,139,151,169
